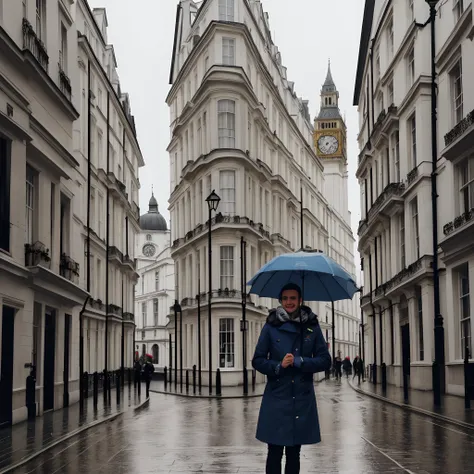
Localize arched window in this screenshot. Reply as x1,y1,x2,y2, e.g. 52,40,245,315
146,234,152,241
325,97,328,105
329,97,332,105
152,344,159,364
141,344,146,356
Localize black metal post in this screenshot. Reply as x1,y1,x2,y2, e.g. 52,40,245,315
169,333,172,385
179,305,183,391
428,1,445,407
372,305,377,385
380,308,386,391
241,237,248,395
197,282,202,394
174,301,178,389
185,369,189,393
216,368,222,396
193,364,196,394
331,301,335,368
464,346,470,409
121,276,125,387
208,207,213,395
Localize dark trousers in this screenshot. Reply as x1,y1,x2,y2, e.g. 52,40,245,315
145,378,151,397
266,444,301,474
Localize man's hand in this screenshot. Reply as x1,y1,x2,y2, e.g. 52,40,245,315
281,353,295,368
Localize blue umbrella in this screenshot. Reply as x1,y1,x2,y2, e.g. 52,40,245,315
247,251,359,302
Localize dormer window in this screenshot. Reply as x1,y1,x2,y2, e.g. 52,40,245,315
146,234,152,241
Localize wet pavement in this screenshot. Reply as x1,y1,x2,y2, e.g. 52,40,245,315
10,379,474,473
351,379,474,426
0,386,145,473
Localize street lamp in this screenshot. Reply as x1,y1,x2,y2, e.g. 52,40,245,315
205,190,220,395
423,0,445,406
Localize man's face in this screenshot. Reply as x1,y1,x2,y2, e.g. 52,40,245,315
281,289,302,313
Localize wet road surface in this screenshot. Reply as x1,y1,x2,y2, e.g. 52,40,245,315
13,380,474,473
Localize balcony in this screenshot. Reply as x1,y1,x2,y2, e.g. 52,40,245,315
108,245,123,264
25,241,51,269
59,253,80,284
123,312,134,322
373,255,433,299
172,214,272,250
58,64,72,101
88,298,106,312
132,202,140,223
179,289,256,309
406,166,419,186
22,19,48,72
443,109,474,161
358,182,405,241
123,254,137,272
107,304,122,318
443,208,474,236
107,171,128,200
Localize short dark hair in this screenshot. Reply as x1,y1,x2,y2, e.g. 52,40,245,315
279,283,302,301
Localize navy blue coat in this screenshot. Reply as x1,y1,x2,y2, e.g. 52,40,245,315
252,306,331,447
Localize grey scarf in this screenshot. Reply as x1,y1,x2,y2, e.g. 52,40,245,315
275,306,309,324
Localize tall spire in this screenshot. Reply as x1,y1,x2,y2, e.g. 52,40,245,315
322,58,336,93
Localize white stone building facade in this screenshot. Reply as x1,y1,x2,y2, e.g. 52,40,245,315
0,0,142,426
354,0,474,395
134,194,174,370
167,0,359,387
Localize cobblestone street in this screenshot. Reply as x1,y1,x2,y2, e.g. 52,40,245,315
11,380,474,473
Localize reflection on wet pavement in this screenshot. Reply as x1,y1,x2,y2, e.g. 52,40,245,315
14,380,474,473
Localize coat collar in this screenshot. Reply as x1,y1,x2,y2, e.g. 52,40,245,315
267,305,319,330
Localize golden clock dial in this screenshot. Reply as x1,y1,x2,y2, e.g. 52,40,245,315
318,135,339,155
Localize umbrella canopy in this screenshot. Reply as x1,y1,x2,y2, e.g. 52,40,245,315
247,251,359,302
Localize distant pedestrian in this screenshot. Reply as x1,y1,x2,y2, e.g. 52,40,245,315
252,283,331,474
143,355,155,397
134,358,141,387
352,355,364,384
334,353,342,380
342,357,351,378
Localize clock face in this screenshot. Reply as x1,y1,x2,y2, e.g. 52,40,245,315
142,244,156,257
318,135,339,155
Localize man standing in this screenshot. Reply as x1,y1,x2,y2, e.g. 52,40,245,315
252,283,331,474
353,355,365,384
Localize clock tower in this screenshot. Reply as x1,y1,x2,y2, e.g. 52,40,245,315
314,61,349,221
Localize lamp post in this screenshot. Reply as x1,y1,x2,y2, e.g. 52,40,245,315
205,190,220,395
173,300,179,389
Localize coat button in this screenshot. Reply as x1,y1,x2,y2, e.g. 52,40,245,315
295,348,298,352
292,380,294,383
296,416,299,419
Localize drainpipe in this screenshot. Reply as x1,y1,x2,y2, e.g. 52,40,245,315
105,91,110,398
369,251,377,384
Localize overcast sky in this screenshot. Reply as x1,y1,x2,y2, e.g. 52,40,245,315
88,0,365,238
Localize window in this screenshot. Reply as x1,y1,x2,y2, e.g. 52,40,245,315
416,287,424,361
219,318,234,368
375,45,381,80
459,156,474,214
411,197,420,259
218,0,234,21
152,344,159,364
98,193,104,238
141,275,144,294
203,111,207,152
25,164,37,244
407,47,415,86
454,0,464,22
59,23,67,72
388,80,394,105
392,131,400,181
220,246,234,290
218,99,235,148
146,233,152,241
141,331,145,341
153,298,158,326
141,302,146,327
197,118,202,155
155,270,160,290
222,38,235,66
399,212,406,269
36,0,45,40
450,59,463,125
219,170,235,216
409,115,417,168
59,193,71,256
32,303,41,369
459,264,470,358
387,18,394,56
22,0,27,17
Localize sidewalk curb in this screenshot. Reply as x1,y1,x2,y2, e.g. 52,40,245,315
1,397,150,474
349,380,474,431
134,397,150,412
150,389,263,399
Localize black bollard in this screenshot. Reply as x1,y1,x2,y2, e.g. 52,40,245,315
93,372,98,407
186,370,189,393
216,368,222,396
192,365,196,394
252,368,256,391
83,372,89,399
381,363,387,392
25,365,36,420
243,368,248,396
116,370,121,405
164,367,168,390
103,370,108,402
108,372,112,401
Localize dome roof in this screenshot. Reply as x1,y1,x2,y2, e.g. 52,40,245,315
139,192,168,231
